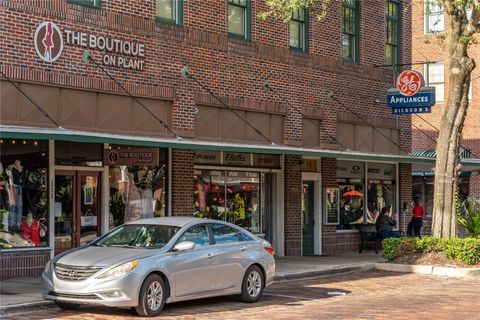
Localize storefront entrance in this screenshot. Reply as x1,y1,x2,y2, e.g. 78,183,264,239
302,180,315,255
54,170,101,254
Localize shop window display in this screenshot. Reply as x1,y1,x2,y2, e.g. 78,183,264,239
194,170,266,235
338,180,364,229
108,149,167,228
0,139,48,248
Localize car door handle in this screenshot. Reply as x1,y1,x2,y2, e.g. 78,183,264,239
207,252,216,259
241,246,248,251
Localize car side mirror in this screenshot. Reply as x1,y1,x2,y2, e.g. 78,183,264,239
173,241,195,252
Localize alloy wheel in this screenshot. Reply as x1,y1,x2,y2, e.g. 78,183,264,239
247,270,262,298
146,280,163,311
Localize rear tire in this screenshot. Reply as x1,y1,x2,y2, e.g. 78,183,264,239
135,274,166,317
55,301,80,311
239,265,264,303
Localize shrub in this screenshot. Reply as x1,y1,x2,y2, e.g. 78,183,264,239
381,236,480,265
458,197,480,238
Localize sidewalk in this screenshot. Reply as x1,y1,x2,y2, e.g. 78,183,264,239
0,253,385,315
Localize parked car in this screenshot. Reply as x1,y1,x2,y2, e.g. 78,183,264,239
42,217,275,317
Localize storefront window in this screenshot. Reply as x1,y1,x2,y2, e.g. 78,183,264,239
108,147,167,228
55,141,103,167
337,161,364,230
194,170,268,235
366,163,396,223
0,139,49,248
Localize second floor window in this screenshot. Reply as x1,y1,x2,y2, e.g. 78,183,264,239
342,0,359,62
426,63,444,103
228,0,251,40
68,0,101,8
290,9,308,51
157,0,182,25
386,0,400,66
425,0,444,33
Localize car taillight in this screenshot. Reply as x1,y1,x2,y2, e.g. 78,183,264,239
264,246,275,256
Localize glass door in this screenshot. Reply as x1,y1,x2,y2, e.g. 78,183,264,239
302,180,315,255
78,172,100,246
55,171,76,254
54,170,101,254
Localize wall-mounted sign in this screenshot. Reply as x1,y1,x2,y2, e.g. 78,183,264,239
194,151,221,165
302,159,318,172
34,22,64,63
387,70,435,115
33,21,146,70
223,152,250,166
336,161,364,179
104,148,158,166
253,154,280,168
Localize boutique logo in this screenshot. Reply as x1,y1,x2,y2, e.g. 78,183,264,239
108,151,119,164
34,21,64,62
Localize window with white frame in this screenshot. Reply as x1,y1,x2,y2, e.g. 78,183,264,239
425,63,444,103
425,0,444,33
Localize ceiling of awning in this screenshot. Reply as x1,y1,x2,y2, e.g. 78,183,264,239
2,125,480,168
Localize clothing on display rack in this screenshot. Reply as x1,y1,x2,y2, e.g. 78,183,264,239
20,214,41,245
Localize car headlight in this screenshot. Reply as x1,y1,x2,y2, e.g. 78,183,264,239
96,260,139,279
44,261,52,275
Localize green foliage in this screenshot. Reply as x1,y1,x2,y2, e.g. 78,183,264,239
382,236,480,265
259,0,330,22
458,197,480,238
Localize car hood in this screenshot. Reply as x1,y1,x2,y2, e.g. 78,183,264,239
54,246,165,268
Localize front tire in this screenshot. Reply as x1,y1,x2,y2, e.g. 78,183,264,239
239,265,264,303
135,274,166,317
55,301,80,311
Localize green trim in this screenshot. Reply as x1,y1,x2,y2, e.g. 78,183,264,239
156,0,183,26
4,129,479,167
67,0,101,9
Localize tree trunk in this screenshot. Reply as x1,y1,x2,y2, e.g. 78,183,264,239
431,17,474,238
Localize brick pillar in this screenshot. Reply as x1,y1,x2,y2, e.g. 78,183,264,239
321,158,338,255
171,149,194,216
284,155,302,256
399,163,412,234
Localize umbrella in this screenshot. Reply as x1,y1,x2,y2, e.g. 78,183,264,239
343,190,363,197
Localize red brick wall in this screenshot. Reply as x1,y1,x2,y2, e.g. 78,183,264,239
171,149,194,216
399,163,413,233
284,155,302,256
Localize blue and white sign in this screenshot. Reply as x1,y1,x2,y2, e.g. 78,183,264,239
387,87,435,115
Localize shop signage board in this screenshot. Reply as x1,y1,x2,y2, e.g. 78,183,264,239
34,21,146,70
367,163,396,180
336,161,364,179
253,154,280,168
104,148,159,166
302,159,318,172
194,151,221,165
386,70,435,115
223,152,250,166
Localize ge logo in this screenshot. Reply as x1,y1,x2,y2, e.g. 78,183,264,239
34,21,64,63
108,151,119,164
396,70,423,97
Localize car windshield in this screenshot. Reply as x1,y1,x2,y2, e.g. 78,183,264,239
93,224,180,249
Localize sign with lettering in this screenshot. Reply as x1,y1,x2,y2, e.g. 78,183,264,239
223,152,250,166
253,154,280,168
104,148,158,166
302,159,318,172
367,163,396,180
33,21,146,70
194,151,221,165
387,71,435,114
336,161,364,179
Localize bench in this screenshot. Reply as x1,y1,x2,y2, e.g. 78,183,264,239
358,224,380,254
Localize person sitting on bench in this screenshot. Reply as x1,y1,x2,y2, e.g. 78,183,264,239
375,207,400,239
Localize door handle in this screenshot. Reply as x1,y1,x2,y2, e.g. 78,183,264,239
207,252,216,259
241,246,248,251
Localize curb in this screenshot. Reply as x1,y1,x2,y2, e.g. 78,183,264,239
273,264,375,282
0,300,55,316
373,263,480,279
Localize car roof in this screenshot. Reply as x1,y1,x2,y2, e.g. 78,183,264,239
125,217,223,228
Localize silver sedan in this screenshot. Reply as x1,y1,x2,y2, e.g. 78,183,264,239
42,217,275,317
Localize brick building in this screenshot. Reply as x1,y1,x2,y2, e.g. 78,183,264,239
411,1,480,234
0,0,432,279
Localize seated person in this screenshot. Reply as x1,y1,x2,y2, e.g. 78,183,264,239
375,207,400,239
